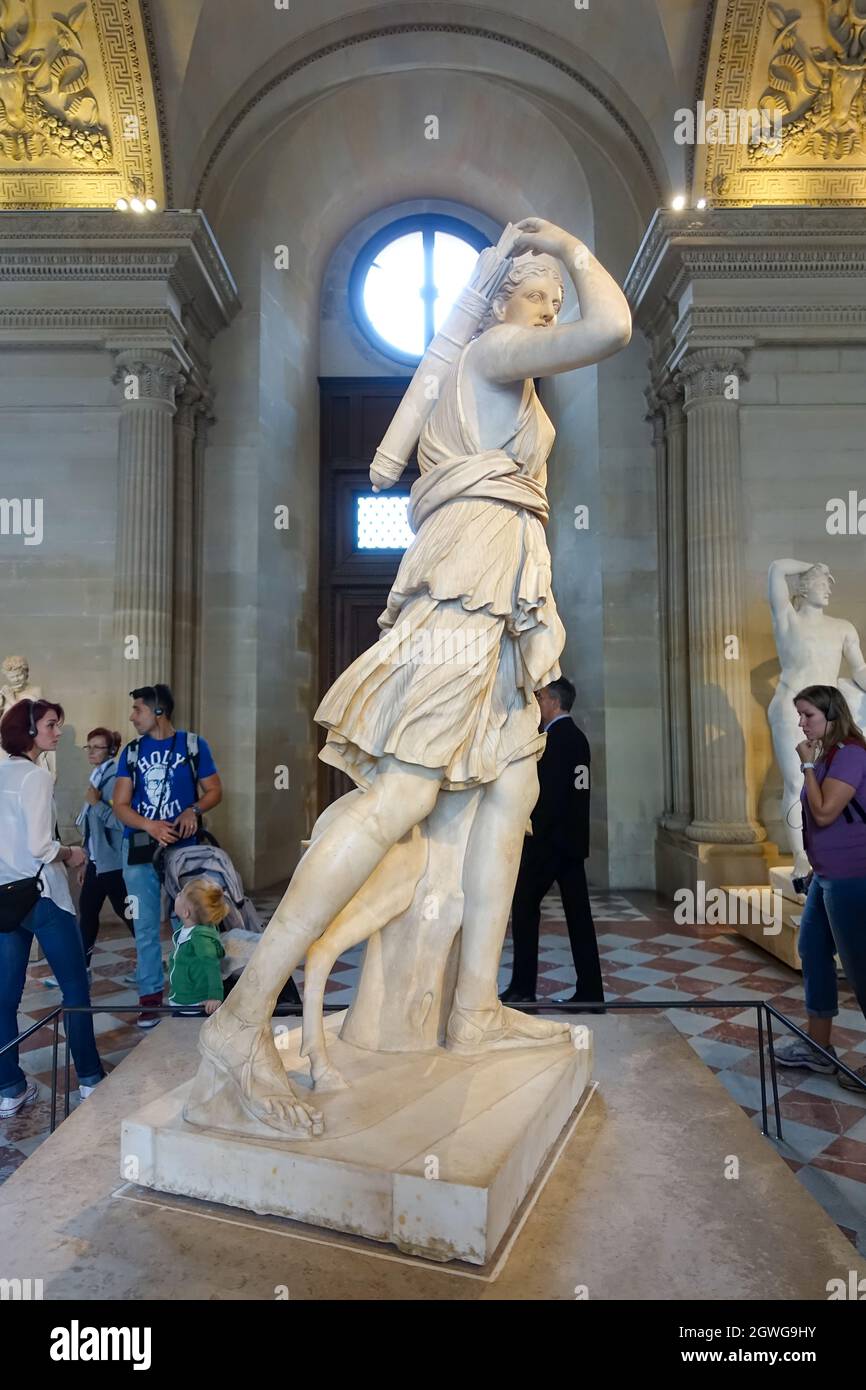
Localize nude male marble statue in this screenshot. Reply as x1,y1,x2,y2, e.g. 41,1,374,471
768,559,866,878
184,217,632,1137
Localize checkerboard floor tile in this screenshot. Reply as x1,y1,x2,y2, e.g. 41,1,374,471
3,886,865,1253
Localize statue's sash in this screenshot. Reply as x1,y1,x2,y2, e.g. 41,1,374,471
407,450,549,534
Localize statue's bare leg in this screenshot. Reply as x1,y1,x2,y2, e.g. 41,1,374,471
446,754,571,1053
301,874,416,1090
188,758,442,1134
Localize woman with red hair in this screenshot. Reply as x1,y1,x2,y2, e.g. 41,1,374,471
0,699,104,1117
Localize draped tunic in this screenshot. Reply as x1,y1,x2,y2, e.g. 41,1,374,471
316,338,566,791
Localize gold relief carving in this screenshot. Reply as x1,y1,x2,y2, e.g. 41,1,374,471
750,1,866,161
0,1,110,165
699,0,866,204
0,0,164,209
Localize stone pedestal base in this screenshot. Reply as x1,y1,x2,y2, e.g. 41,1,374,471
121,1014,593,1266
722,872,803,971
655,826,780,899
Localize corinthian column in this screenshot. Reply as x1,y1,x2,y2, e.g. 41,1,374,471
111,349,184,715
660,381,692,831
677,349,764,845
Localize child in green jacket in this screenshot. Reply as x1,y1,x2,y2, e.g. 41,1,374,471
168,878,227,1014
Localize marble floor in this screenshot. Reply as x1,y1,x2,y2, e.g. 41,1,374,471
2,887,865,1254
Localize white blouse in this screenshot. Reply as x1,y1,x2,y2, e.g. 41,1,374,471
0,756,74,915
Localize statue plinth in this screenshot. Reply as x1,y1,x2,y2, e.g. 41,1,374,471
121,1013,593,1266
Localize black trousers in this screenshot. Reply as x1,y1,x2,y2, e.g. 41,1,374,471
78,862,134,965
508,842,604,1000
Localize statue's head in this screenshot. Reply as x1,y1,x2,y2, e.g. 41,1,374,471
1,655,29,691
792,564,834,611
478,252,565,335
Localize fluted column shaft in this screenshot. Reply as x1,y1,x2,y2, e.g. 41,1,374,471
172,384,202,725
190,397,214,731
660,384,692,830
112,350,183,715
647,392,674,820
678,349,764,845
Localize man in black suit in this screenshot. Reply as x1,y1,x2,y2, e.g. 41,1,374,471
500,677,605,1009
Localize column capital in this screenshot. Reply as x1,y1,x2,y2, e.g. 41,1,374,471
676,348,747,407
175,382,205,432
112,348,185,406
644,384,665,442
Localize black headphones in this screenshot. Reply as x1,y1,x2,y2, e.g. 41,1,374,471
153,682,171,718
27,698,37,737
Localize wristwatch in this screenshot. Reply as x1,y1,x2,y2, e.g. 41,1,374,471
800,762,816,772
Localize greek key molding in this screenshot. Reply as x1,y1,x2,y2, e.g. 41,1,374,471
192,21,663,207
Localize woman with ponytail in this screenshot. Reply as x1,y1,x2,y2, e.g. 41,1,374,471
774,685,866,1092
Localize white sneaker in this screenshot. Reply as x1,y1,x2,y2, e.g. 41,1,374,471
0,1082,38,1117
774,1035,837,1074
78,1082,100,1100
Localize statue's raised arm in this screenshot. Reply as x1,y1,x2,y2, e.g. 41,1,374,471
471,218,631,385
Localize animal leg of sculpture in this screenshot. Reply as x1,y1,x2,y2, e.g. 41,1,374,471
191,759,441,1135
301,825,425,1088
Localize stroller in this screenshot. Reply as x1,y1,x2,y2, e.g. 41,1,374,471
155,837,301,1007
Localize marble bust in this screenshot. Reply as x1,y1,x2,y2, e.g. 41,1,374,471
0,654,41,719
184,218,632,1139
0,656,56,779
768,560,866,877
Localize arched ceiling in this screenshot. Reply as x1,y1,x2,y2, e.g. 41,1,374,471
142,0,712,208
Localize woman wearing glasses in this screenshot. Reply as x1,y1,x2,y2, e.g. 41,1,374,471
43,728,132,988
76,728,132,973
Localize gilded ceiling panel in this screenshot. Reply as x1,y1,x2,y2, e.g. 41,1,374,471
0,0,163,208
697,0,866,204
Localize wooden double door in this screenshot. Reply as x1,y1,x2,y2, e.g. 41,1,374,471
317,377,416,810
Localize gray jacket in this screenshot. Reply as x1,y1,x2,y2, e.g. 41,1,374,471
80,761,124,875
159,842,262,934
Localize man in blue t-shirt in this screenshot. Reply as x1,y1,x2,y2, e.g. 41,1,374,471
114,684,222,1028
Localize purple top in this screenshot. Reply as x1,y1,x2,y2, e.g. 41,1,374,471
801,743,866,878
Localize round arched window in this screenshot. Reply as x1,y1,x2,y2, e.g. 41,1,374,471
350,215,490,365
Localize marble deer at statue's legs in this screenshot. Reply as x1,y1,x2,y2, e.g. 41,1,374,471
186,755,444,1135
299,830,424,1091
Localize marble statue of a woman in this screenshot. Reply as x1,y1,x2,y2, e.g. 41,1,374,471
768,559,866,878
186,217,632,1138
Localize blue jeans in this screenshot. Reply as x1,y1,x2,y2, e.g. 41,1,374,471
798,873,866,1020
121,840,165,997
0,897,104,1098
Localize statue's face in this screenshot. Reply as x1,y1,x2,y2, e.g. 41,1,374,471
2,660,28,691
499,273,563,329
803,571,832,607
